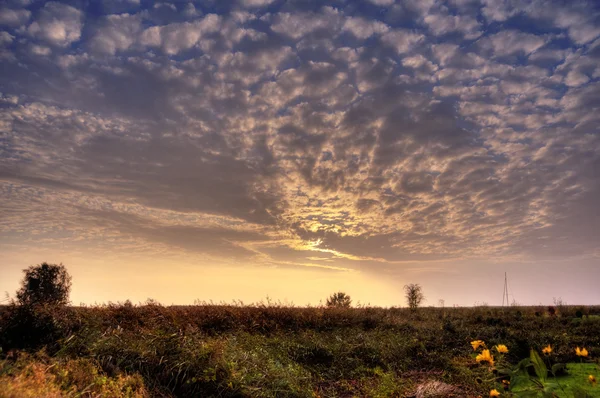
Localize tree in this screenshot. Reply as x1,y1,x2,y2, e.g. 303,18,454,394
326,292,352,308
404,284,424,312
16,262,72,307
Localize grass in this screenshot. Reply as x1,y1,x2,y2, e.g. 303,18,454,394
0,352,148,398
510,363,600,397
560,363,600,396
1,303,599,397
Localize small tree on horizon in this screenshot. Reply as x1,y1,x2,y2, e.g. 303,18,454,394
404,283,424,312
326,292,352,308
16,262,72,307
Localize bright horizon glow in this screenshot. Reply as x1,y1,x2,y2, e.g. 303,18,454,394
1,0,599,306
2,249,598,307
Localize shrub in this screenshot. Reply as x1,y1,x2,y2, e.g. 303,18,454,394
0,263,75,351
0,303,76,351
404,284,425,312
326,292,352,308
16,263,72,307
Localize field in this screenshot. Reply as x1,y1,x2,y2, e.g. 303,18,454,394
1,303,599,397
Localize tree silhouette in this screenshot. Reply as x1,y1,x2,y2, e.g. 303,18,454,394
404,284,424,312
16,262,72,307
326,292,352,308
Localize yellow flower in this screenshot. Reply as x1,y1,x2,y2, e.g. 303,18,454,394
576,347,589,357
589,375,597,385
495,344,509,354
476,349,495,366
471,340,485,351
490,389,501,397
542,345,552,355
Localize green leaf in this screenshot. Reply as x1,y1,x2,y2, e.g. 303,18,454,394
516,389,542,397
516,358,533,374
495,366,513,375
572,386,588,398
511,374,531,388
543,382,559,392
551,363,565,376
530,378,544,388
530,349,548,382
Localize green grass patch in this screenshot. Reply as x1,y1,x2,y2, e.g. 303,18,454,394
511,363,600,397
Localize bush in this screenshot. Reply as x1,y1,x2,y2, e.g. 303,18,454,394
404,284,425,312
326,292,352,308
16,263,72,307
0,263,75,351
0,303,76,351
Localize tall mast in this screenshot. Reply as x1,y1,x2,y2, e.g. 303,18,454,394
502,272,509,307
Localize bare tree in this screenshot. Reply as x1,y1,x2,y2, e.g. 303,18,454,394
326,292,352,308
404,284,425,312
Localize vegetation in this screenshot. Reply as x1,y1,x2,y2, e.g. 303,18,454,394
1,301,599,397
404,283,425,312
16,262,71,307
469,340,599,397
0,265,598,397
1,263,74,351
326,292,352,308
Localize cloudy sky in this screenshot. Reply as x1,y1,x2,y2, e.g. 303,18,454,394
1,0,599,306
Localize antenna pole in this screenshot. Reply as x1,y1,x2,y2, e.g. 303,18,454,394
502,272,509,307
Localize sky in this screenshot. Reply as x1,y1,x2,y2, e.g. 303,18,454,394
1,0,599,307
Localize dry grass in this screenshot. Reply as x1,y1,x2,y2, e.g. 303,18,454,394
1,303,599,397
0,352,148,398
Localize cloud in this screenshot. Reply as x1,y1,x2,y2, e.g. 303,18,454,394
139,14,222,54
240,0,276,7
75,208,269,259
0,7,31,27
480,0,525,22
367,0,395,5
531,2,600,45
342,16,389,39
0,31,14,45
1,0,600,283
566,24,600,45
102,0,140,14
380,29,424,54
26,2,83,47
402,54,437,70
182,3,200,18
482,30,547,56
564,70,590,87
270,8,340,40
89,13,143,55
29,43,51,56
216,45,294,85
481,0,600,45
423,11,481,39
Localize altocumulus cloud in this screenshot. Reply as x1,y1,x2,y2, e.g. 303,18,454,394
1,0,600,280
